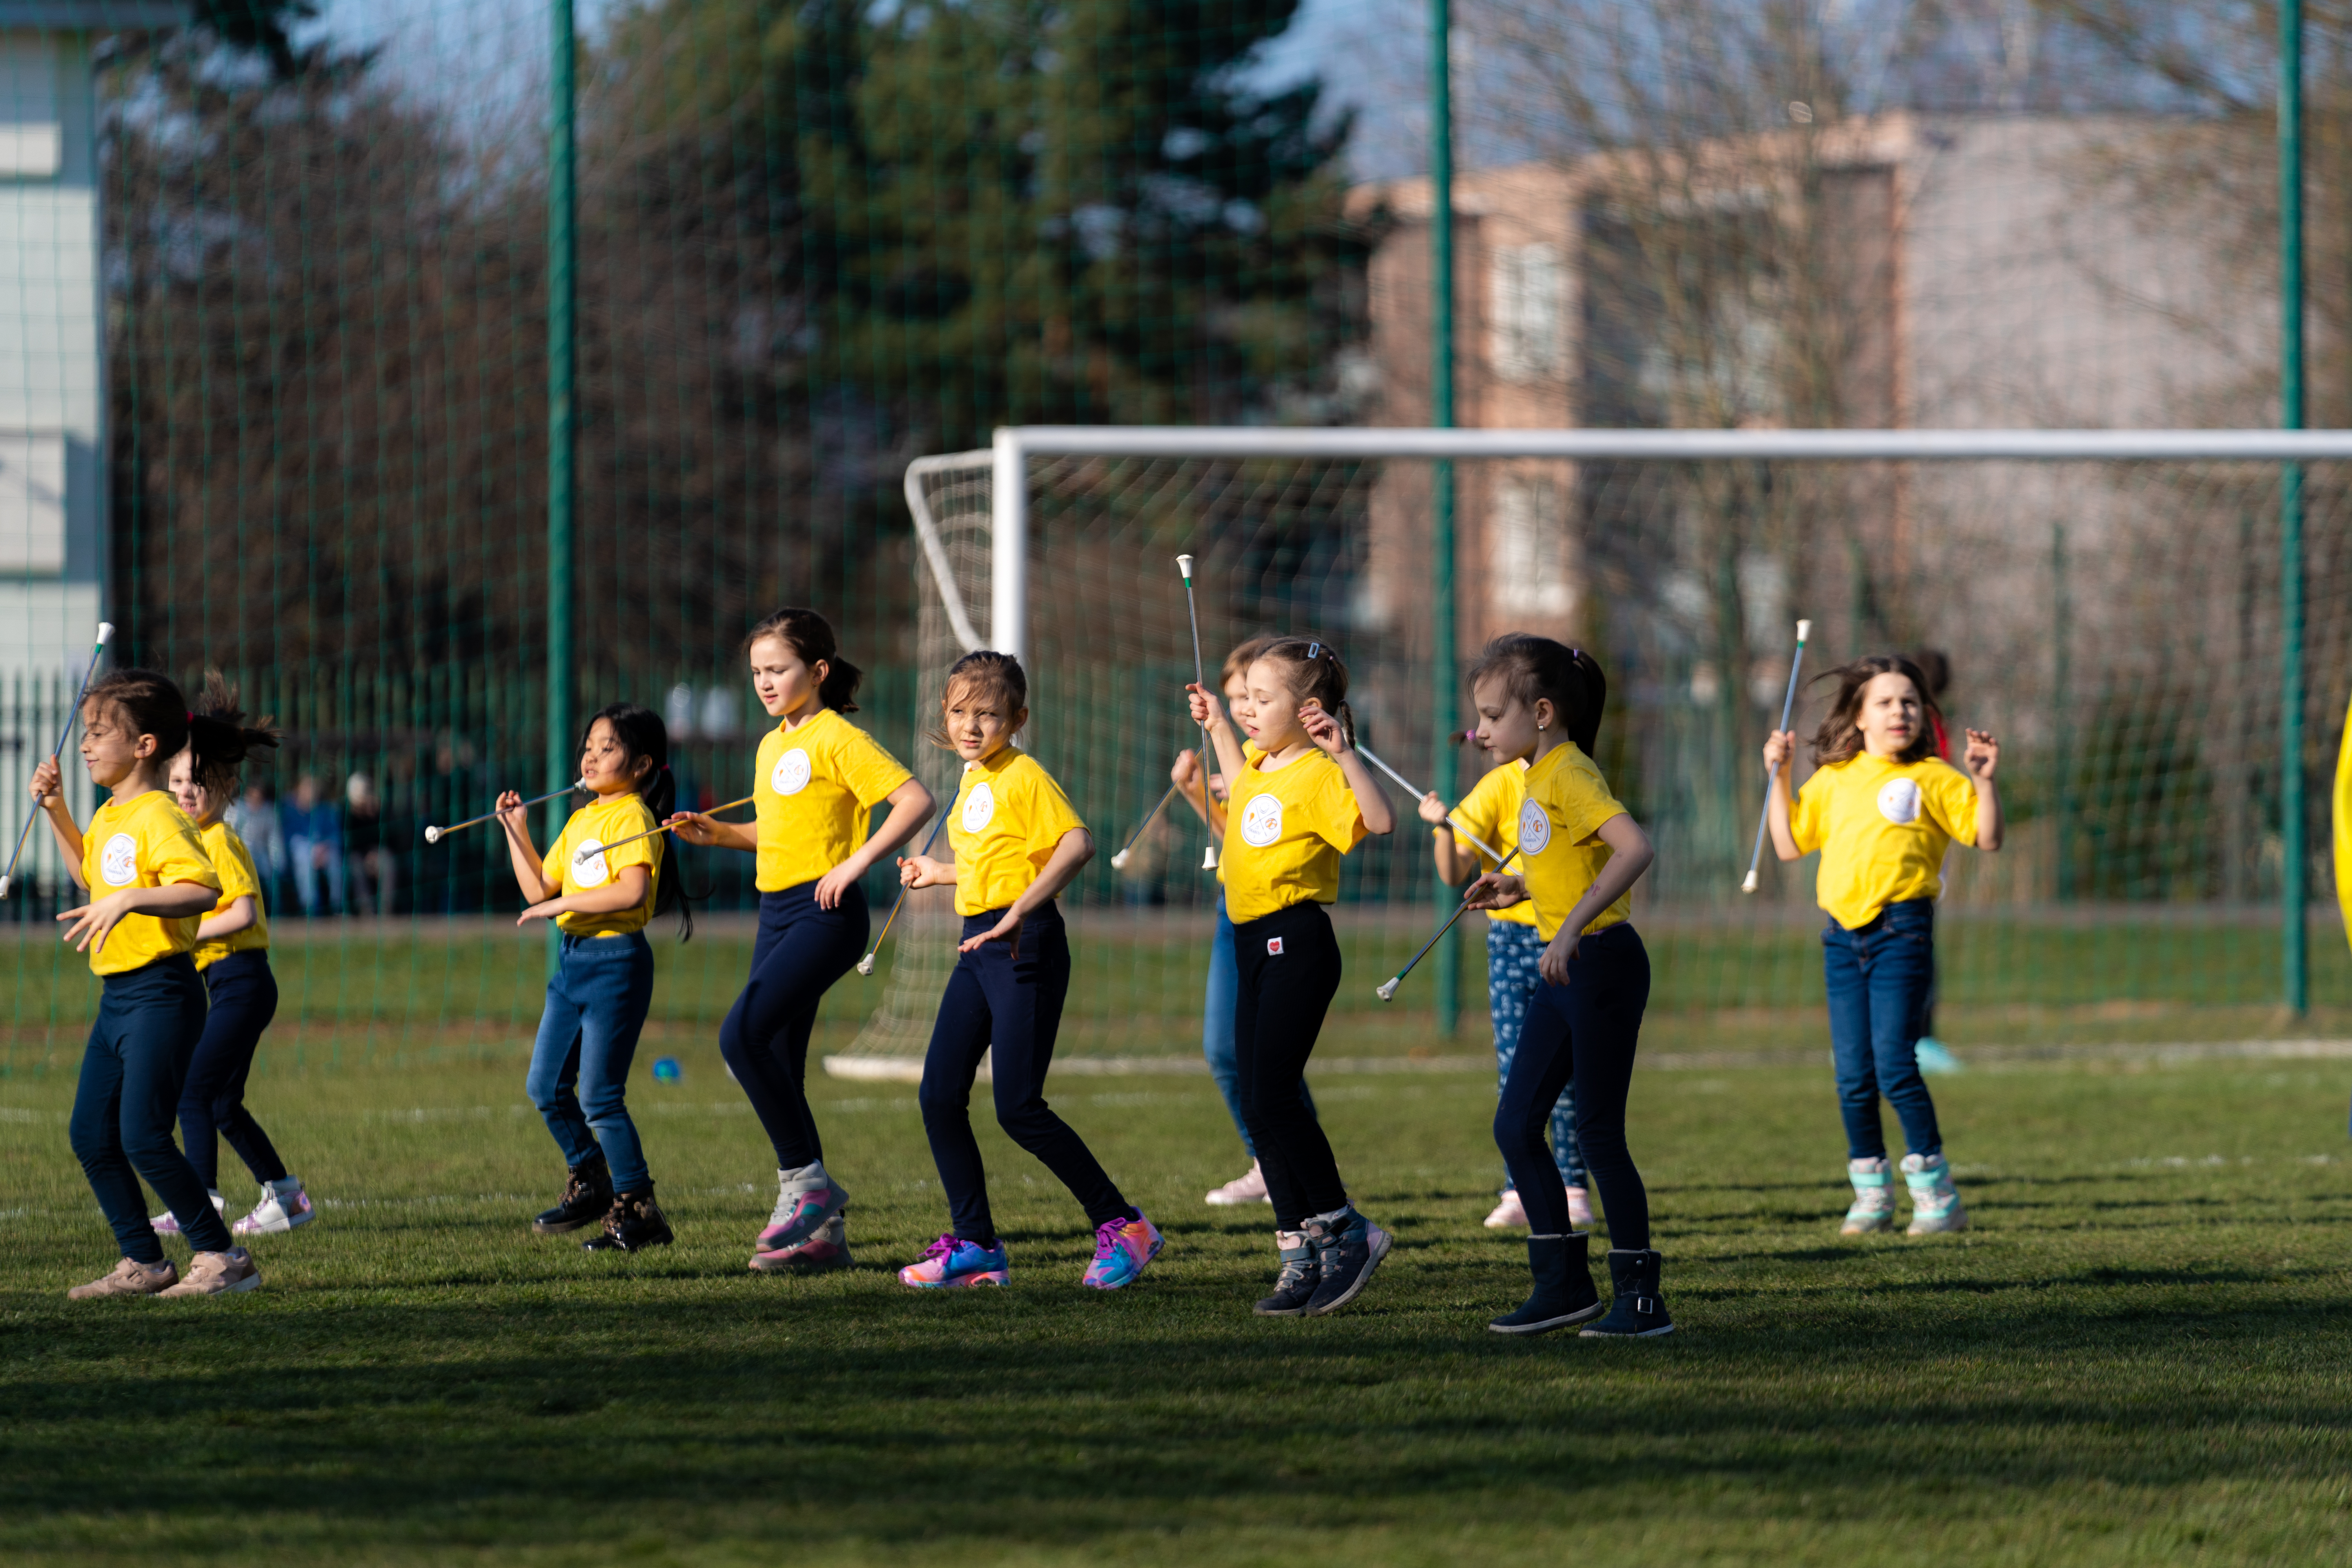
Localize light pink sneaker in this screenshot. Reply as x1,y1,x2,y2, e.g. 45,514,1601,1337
1483,1189,1528,1229
157,1247,261,1298
151,1190,226,1237
68,1257,178,1299
750,1214,852,1273
1566,1181,1594,1229
233,1178,314,1237
1081,1213,1164,1289
1204,1160,1270,1206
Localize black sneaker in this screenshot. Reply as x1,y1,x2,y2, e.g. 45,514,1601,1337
533,1154,612,1236
1579,1247,1675,1338
1490,1232,1604,1335
583,1185,675,1252
1302,1209,1391,1316
1252,1230,1320,1316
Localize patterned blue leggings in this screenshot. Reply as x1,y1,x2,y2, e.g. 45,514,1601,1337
1488,920,1584,1189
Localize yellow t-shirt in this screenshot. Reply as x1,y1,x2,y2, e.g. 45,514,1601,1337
78,789,220,978
192,820,270,970
1449,758,1537,928
1789,752,1980,930
1519,742,1633,942
543,792,662,936
947,748,1087,917
751,708,915,893
1216,748,1368,924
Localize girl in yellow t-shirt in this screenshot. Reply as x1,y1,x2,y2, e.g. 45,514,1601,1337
668,608,935,1272
1462,635,1667,1339
895,651,1159,1290
30,669,261,1300
1186,637,1396,1317
1421,741,1591,1232
152,673,307,1244
1763,653,2004,1238
497,702,692,1253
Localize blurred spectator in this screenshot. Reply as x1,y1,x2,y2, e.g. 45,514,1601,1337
346,772,398,917
283,773,347,917
225,782,287,915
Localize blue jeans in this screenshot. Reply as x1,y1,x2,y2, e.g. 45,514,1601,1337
70,955,234,1262
1493,924,1650,1247
181,951,289,1189
1822,898,1943,1161
528,932,656,1191
1488,920,1584,1189
920,903,1131,1242
1204,893,1314,1156
720,880,868,1169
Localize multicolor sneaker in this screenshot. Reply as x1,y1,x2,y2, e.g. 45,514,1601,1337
68,1257,178,1299
157,1247,262,1298
1081,1213,1163,1289
1565,1182,1595,1230
233,1177,314,1238
151,1191,226,1237
1482,1189,1527,1229
1841,1158,1896,1235
1902,1152,1969,1234
1205,1160,1271,1207
897,1233,1010,1289
751,1214,851,1274
757,1163,849,1256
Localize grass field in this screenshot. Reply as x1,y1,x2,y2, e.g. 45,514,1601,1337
4,1027,2350,1565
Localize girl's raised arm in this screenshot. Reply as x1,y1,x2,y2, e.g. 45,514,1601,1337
817,777,935,909
1299,706,1394,836
494,790,558,904
1764,730,1802,862
1965,729,2004,852
30,757,85,888
1187,684,1249,795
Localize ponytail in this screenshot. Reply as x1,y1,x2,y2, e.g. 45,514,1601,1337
583,702,697,942
1467,634,1607,755
744,607,864,714
185,670,283,798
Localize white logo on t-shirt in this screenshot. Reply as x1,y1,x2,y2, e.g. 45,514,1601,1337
1877,777,1923,826
1516,799,1553,857
572,836,609,888
771,748,812,796
961,781,997,833
99,833,138,888
1240,794,1283,848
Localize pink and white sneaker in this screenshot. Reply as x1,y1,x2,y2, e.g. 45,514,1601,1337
1482,1189,1527,1229
750,1214,852,1273
757,1164,849,1257
1081,1213,1163,1289
1566,1181,1594,1229
897,1233,1010,1289
232,1178,314,1237
151,1191,226,1237
1205,1160,1270,1207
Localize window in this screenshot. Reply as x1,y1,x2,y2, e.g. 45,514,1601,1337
1489,476,1574,618
1488,243,1563,383
0,432,65,573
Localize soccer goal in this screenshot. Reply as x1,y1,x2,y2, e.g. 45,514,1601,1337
823,426,2352,1080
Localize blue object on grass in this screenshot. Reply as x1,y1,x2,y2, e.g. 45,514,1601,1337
652,1056,682,1083
1914,1037,1964,1076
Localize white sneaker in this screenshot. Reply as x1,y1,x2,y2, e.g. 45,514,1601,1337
1483,1189,1528,1229
1902,1152,1969,1234
1205,1159,1271,1206
1842,1157,1896,1234
232,1177,315,1237
1565,1182,1594,1229
151,1191,225,1237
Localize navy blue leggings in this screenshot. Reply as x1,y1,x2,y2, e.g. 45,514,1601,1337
1493,923,1651,1248
918,903,1131,1243
1231,902,1348,1229
720,880,867,1168
70,956,233,1262
180,951,289,1190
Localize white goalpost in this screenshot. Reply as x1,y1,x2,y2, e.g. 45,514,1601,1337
822,425,2352,1080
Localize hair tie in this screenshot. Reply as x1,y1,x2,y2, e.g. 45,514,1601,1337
1307,642,1321,660
186,711,196,723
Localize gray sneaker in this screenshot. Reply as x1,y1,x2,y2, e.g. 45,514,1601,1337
67,1257,178,1299
1302,1209,1392,1316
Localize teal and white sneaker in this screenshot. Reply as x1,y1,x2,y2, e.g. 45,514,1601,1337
1840,1157,1895,1235
1901,1152,1969,1234
1913,1037,1964,1075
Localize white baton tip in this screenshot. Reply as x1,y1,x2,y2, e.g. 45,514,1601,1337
95,622,115,645
855,955,876,976
1176,554,1194,577
1740,869,1759,893
1109,848,1131,870
1376,978,1399,1002
1795,619,1811,641
0,875,11,898
425,826,443,844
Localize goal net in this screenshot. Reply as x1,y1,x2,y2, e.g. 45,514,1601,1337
827,429,2352,1079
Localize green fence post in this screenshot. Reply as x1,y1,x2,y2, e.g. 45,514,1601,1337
547,0,578,975
1429,0,1459,1036
2280,0,2308,1014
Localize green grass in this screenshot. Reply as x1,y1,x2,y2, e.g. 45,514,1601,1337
4,1036,2350,1564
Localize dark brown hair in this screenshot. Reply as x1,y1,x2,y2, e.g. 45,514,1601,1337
184,670,283,799
926,650,1028,748
744,607,863,713
581,702,695,942
1219,633,1279,687
1809,655,1940,766
83,668,190,765
1250,636,1356,748
1466,634,1606,755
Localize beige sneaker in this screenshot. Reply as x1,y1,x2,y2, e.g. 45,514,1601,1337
157,1247,262,1298
68,1256,178,1299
